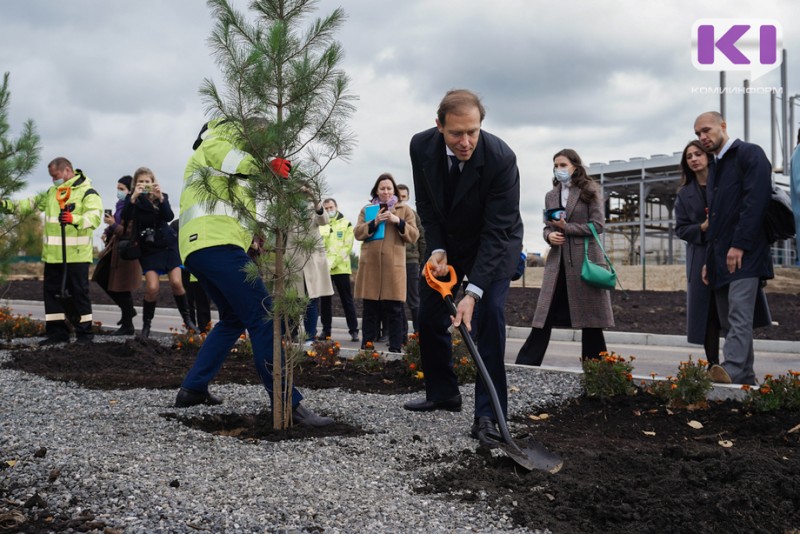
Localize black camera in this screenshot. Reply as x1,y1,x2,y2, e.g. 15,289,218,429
140,228,156,243
543,207,565,223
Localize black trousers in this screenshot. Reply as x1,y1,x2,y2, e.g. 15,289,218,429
181,267,212,330
401,262,421,337
320,273,359,336
515,259,607,365
43,262,93,339
418,270,510,420
362,299,404,352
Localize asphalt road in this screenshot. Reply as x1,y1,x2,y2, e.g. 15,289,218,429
4,299,798,385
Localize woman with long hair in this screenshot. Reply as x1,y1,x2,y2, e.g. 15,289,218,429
122,167,198,337
516,149,614,366
353,172,419,353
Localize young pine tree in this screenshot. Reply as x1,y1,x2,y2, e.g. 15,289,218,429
0,72,43,277
195,0,356,428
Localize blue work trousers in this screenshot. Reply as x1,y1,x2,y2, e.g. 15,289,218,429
182,245,303,407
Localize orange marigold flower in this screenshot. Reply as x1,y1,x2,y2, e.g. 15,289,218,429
670,383,678,390
409,363,416,370
371,351,379,359
334,341,341,348
626,373,633,381
415,371,424,379
740,384,751,391
760,386,771,395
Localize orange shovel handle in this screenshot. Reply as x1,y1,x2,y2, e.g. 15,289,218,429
423,263,458,300
55,185,71,211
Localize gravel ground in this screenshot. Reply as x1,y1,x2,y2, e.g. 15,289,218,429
0,337,582,534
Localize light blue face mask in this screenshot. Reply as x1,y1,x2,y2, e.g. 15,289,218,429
52,179,65,187
117,190,127,201
553,168,572,184
326,210,337,218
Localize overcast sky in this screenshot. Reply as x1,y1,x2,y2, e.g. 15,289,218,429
1,0,797,254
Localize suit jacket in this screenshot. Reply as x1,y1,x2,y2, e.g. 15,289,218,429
410,127,523,291
706,139,773,289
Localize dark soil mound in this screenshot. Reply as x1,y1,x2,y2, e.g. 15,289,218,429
416,393,800,533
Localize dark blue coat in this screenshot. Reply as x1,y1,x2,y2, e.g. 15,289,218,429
706,139,774,289
676,180,771,344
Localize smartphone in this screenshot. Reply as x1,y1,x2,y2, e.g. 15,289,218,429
379,202,388,211
104,209,112,217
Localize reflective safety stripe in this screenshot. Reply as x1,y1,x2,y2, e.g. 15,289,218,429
220,148,248,174
179,201,249,229
79,314,93,323
45,235,92,246
45,313,66,321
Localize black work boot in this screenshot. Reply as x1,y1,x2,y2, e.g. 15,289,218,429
139,299,157,338
112,294,136,335
174,293,199,333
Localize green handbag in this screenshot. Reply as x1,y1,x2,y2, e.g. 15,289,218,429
581,222,617,290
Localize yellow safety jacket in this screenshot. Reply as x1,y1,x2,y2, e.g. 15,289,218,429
1,171,102,263
319,213,354,275
179,120,260,261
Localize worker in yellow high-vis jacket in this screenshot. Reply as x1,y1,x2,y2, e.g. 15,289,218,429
1,157,103,344
174,119,334,427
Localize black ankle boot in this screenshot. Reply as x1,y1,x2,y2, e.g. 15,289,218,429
113,294,136,335
140,300,157,338
174,293,199,333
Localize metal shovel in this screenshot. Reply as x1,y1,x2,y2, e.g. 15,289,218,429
424,263,563,473
55,186,80,327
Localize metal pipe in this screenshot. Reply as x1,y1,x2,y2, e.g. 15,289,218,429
743,79,750,142
771,92,777,171
782,49,789,174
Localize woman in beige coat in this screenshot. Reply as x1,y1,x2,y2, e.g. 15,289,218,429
354,173,419,352
516,149,614,366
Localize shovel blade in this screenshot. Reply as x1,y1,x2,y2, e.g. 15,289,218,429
500,437,563,473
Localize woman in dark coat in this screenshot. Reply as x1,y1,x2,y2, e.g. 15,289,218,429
91,175,142,335
674,140,771,365
122,167,198,337
516,149,614,366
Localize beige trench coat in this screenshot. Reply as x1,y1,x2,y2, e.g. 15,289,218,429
354,202,419,301
532,184,614,329
288,206,334,299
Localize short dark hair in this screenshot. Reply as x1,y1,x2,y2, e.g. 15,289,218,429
322,198,338,207
369,173,398,200
396,184,410,194
437,89,485,126
48,157,73,171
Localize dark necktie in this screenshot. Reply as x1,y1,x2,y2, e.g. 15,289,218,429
444,155,460,213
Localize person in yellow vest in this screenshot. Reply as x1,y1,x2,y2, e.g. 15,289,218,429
318,198,360,341
0,157,103,344
174,119,334,427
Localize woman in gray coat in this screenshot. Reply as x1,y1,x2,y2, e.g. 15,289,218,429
674,140,771,365
516,149,614,366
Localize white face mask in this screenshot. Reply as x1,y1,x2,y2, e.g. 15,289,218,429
326,210,337,218
52,179,65,187
553,168,572,184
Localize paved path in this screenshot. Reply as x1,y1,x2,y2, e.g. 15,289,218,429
4,299,798,385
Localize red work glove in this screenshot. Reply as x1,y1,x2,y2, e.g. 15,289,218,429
59,211,73,225
270,158,292,179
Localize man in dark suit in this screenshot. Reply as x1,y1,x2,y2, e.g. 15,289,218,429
405,89,524,448
695,111,773,385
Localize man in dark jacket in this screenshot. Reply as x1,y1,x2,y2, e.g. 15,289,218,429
405,89,524,448
695,111,773,385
